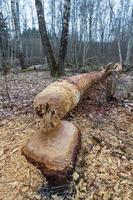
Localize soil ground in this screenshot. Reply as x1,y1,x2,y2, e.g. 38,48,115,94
0,71,133,200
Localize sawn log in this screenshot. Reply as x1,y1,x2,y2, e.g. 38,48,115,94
22,63,122,186
34,64,118,132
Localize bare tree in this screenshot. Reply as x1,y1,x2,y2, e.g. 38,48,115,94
1,0,133,71
0,12,9,71
58,0,71,75
35,0,71,76
49,0,56,36
35,0,59,77
108,0,123,64
125,7,133,65
88,0,95,50
11,0,25,69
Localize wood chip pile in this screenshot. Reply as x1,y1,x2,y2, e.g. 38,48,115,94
0,71,133,200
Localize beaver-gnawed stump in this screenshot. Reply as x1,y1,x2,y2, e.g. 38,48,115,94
22,120,81,186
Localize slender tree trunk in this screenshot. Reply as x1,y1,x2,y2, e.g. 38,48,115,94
89,16,92,54
50,0,56,36
101,30,104,63
118,39,122,64
125,38,133,65
11,0,25,70
25,45,28,60
35,0,59,77
58,0,71,75
82,32,86,68
125,8,133,65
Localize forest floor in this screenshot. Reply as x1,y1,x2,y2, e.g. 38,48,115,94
0,70,133,200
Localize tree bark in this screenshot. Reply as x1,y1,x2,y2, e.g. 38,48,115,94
22,64,121,186
58,0,71,75
34,64,118,132
118,39,122,64
22,68,107,186
11,0,25,70
125,8,133,65
22,120,81,186
106,63,122,101
35,0,59,77
125,38,133,65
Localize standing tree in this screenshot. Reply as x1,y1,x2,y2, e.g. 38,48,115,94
11,0,25,69
58,0,71,75
125,7,133,65
0,12,9,70
35,0,59,77
49,0,56,37
35,0,71,76
108,0,123,64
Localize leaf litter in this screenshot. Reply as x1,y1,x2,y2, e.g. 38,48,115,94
0,71,133,200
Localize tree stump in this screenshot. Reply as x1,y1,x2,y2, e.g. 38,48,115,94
22,121,81,186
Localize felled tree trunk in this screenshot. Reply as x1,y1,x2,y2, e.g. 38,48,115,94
22,65,120,186
34,67,112,132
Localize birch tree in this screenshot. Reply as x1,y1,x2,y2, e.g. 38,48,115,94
35,0,71,76
35,0,59,77
108,0,123,64
11,0,25,69
125,7,133,65
0,12,9,70
58,0,71,75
